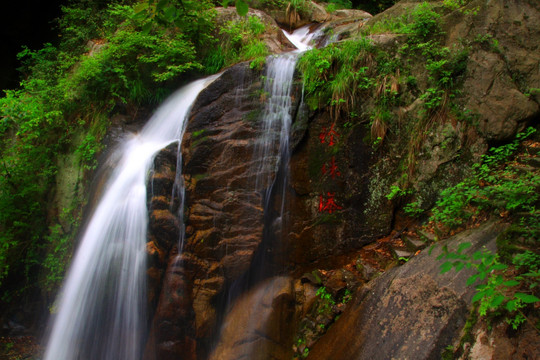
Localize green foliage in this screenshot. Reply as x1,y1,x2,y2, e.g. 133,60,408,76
298,36,376,117
70,3,216,105
365,2,467,115
365,2,441,39
76,134,104,170
434,127,540,329
438,243,539,329
442,0,479,15
430,127,539,230
513,251,540,272
295,337,310,359
42,207,80,295
0,88,65,290
341,289,352,304
403,201,424,218
442,0,470,10
385,185,411,200
234,0,250,17
134,0,216,37
473,33,501,53
204,15,269,73
325,0,353,12
316,286,336,314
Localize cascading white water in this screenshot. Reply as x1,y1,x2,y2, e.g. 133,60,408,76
282,24,322,52
254,25,322,193
210,25,324,360
44,75,218,360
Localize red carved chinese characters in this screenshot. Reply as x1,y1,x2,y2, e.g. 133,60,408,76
321,156,341,179
318,123,342,214
318,192,342,214
319,123,339,146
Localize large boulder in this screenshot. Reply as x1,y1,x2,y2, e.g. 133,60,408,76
306,220,506,360
444,0,540,141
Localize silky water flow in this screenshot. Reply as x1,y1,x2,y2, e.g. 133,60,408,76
209,25,324,358
44,75,218,360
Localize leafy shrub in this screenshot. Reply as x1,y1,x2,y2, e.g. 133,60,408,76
205,15,269,73
438,242,539,330
431,127,538,230
298,37,376,116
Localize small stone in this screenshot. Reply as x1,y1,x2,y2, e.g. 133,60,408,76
417,229,437,242
403,236,427,252
301,272,322,285
391,248,414,259
356,261,378,281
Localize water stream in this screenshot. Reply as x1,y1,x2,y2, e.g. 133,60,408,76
255,24,322,202
210,25,323,359
44,75,218,360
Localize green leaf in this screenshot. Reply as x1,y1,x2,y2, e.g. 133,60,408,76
483,254,495,265
490,294,505,308
466,274,479,286
472,291,485,303
514,292,540,304
440,261,454,274
493,274,504,285
491,263,508,271
236,0,249,16
156,0,168,11
163,6,177,22
134,2,149,14
457,242,472,254
142,22,153,34
503,280,520,287
506,299,517,311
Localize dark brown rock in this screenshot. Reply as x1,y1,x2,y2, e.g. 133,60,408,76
208,276,296,360
282,110,392,269
143,254,197,360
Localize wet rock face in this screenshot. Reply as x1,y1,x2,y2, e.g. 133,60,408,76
182,62,280,346
144,61,309,359
283,110,392,268
146,143,181,311
208,277,296,360
146,60,391,360
144,144,198,360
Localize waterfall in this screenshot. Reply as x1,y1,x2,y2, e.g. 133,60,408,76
209,25,323,360
255,24,322,196
44,75,218,360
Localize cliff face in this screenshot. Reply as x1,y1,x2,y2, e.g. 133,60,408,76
143,59,392,359
141,1,539,359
